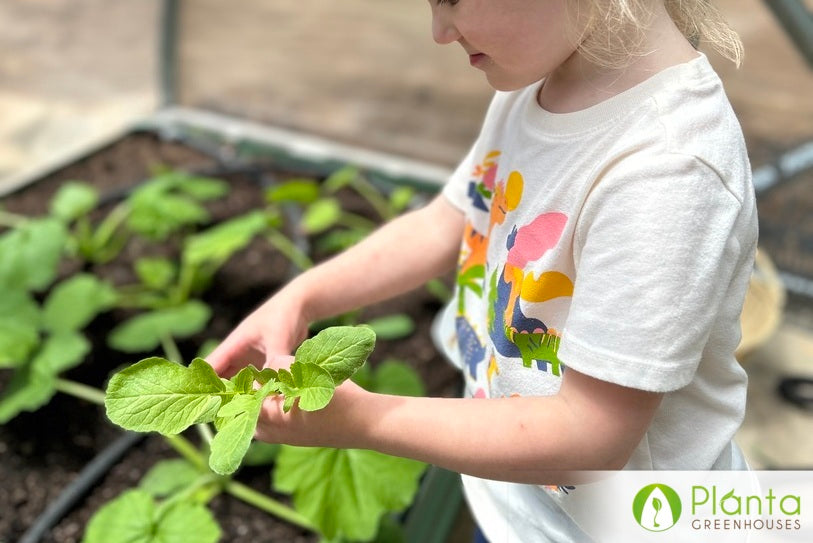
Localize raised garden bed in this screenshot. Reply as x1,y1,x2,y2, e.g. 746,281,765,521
0,128,463,543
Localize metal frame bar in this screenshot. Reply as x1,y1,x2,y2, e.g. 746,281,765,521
159,0,179,106
763,0,813,68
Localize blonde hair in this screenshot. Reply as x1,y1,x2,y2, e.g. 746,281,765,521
577,0,744,69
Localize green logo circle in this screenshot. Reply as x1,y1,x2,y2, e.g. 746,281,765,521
632,483,682,532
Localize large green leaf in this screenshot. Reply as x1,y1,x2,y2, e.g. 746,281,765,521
140,459,201,498
124,171,228,241
182,211,268,267
42,274,118,333
127,194,209,241
0,332,90,423
274,446,426,541
242,442,280,466
50,181,99,222
265,179,320,204
104,357,281,474
107,301,211,352
295,326,375,384
208,382,276,476
83,489,220,543
0,218,67,291
353,359,425,398
173,174,229,201
135,257,177,290
0,365,56,424
105,357,226,435
322,166,360,193
0,290,40,368
276,362,334,413
0,320,39,369
0,288,40,323
364,314,415,341
388,186,415,214
30,332,91,375
313,228,369,254
301,198,341,234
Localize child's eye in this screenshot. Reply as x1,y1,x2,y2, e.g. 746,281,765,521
437,0,459,5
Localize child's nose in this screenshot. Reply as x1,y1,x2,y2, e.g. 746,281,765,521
432,13,461,45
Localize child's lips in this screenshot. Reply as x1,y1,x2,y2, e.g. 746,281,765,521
469,53,487,66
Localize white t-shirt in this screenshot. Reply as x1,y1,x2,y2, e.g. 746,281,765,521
432,54,757,542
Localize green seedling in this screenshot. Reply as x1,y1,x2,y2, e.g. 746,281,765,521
364,314,416,341
106,300,211,355
274,357,427,541
101,326,428,541
322,166,415,222
351,358,426,398
115,210,273,310
0,217,68,292
266,166,415,257
0,274,117,423
48,170,230,265
105,326,376,475
274,445,425,541
50,181,128,265
125,169,229,242
84,487,221,543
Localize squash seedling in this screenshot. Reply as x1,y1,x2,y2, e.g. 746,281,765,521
48,170,230,265
0,274,118,423
265,166,416,256
114,210,273,310
93,326,427,542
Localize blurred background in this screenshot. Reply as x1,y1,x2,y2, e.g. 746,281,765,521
1,0,812,469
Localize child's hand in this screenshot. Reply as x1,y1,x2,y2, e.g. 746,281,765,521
254,358,371,449
206,290,309,378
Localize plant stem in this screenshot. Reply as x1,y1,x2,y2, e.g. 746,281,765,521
55,337,310,532
165,434,310,531
161,333,184,365
266,229,313,271
155,473,221,516
157,335,213,447
196,422,214,446
55,363,310,532
337,211,377,232
164,434,208,472
92,203,129,251
0,209,28,228
54,379,106,406
351,176,394,221
224,479,314,531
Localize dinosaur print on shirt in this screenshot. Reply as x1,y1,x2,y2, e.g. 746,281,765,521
453,151,573,392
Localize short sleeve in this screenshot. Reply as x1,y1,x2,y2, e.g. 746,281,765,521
558,153,747,392
441,90,507,213
441,142,478,213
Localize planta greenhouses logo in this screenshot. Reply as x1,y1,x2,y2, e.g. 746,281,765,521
632,483,683,532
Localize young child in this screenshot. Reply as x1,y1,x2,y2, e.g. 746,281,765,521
208,1,757,540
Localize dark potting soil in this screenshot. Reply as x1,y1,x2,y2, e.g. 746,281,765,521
0,132,461,542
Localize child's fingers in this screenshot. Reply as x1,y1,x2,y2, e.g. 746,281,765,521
264,354,295,371
207,333,264,377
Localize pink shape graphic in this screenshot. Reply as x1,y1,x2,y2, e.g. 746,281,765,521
482,164,498,190
507,212,568,268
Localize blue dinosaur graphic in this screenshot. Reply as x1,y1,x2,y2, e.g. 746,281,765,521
455,316,486,378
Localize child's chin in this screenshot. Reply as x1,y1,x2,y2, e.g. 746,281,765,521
485,73,538,92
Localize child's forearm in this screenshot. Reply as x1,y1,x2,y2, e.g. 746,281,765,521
285,194,464,322
358,394,615,484
310,371,662,485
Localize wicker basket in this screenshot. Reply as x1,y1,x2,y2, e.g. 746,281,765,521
736,248,787,361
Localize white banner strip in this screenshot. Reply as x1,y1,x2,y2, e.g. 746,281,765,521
547,471,811,542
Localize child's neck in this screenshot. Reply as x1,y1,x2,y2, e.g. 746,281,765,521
538,4,700,114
